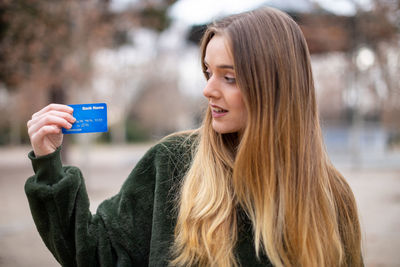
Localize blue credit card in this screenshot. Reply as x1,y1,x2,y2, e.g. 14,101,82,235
62,103,108,134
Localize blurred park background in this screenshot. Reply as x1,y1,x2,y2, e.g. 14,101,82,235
0,0,399,266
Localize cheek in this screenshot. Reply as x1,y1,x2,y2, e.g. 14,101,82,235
232,91,247,132
231,91,246,113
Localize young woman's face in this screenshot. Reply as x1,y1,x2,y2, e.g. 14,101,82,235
203,35,247,135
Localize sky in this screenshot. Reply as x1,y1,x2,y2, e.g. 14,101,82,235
169,0,373,24
111,0,373,24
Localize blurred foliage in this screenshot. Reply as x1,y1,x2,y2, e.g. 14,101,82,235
96,119,150,143
0,124,9,145
0,0,179,145
139,6,172,32
354,0,399,50
125,119,150,142
388,132,400,149
0,121,30,145
0,0,178,91
97,130,112,144
0,0,113,91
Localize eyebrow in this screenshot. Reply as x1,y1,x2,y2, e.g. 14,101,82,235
204,61,234,70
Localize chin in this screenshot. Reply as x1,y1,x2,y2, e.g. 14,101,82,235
212,123,241,135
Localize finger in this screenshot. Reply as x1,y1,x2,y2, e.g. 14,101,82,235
28,114,73,137
30,125,61,145
32,103,74,119
31,114,73,134
28,110,76,129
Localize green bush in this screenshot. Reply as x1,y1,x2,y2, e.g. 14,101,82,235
125,120,150,143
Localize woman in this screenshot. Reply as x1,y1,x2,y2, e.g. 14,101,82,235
26,7,363,267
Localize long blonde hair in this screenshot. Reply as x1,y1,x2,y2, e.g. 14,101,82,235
171,7,362,267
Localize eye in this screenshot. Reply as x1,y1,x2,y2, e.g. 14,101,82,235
225,76,236,84
203,70,212,80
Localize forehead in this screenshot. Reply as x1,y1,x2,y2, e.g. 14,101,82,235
204,35,233,66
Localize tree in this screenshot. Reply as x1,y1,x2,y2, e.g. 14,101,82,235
0,0,178,147
0,0,115,149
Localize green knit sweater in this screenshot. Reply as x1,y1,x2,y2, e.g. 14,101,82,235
25,133,272,266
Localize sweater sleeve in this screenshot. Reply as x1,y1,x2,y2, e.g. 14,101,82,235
25,144,161,267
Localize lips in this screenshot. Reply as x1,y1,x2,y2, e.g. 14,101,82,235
210,104,228,117
211,104,227,112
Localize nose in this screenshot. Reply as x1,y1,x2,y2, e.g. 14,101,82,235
203,77,220,99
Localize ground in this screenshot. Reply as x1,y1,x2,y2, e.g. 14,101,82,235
0,144,399,266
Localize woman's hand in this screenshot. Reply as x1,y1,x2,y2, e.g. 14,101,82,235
27,104,76,157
